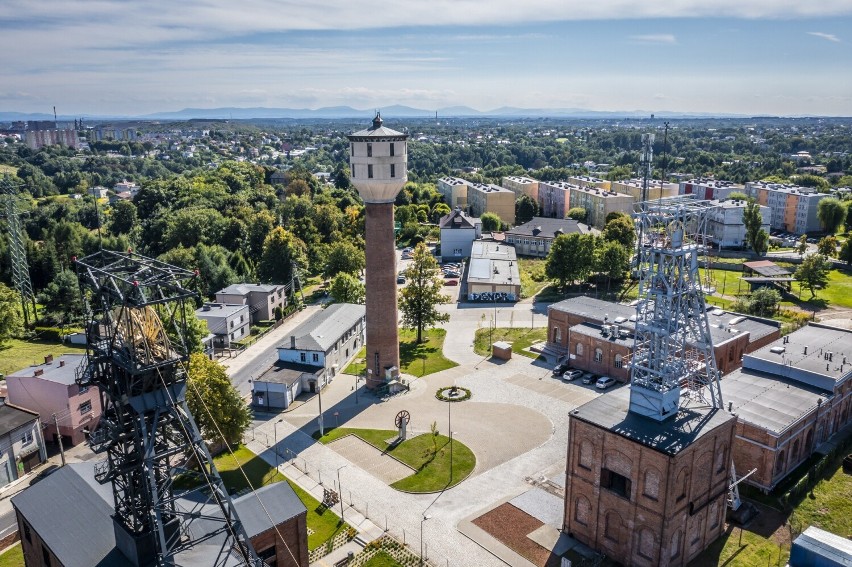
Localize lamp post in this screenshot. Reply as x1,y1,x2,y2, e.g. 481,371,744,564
337,465,347,524
448,400,453,486
318,371,325,437
420,514,432,566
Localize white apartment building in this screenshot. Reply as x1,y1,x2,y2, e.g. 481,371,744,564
437,176,469,209
501,176,539,201
194,303,250,348
706,200,771,249
679,179,745,201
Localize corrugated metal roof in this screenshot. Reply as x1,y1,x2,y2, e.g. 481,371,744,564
279,303,365,353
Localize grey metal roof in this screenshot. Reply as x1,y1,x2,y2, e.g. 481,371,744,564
280,303,365,352
256,361,322,386
348,113,406,139
439,209,479,230
5,353,86,386
571,386,736,456
721,368,829,434
705,309,781,344
790,526,852,567
569,322,633,347
11,462,130,567
0,404,40,436
506,217,590,238
549,297,635,324
233,482,307,537
468,241,520,286
195,303,249,320
742,260,792,278
217,283,282,296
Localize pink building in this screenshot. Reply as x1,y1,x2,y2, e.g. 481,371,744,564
5,354,100,446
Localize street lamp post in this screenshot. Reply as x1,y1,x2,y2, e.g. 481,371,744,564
337,465,347,524
420,514,432,566
273,418,283,468
318,371,326,437
448,400,453,486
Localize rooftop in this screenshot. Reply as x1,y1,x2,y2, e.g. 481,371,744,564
439,208,479,230
570,322,633,347
255,361,322,386
279,303,365,353
550,296,635,323
468,183,512,194
217,283,283,296
195,302,249,320
571,386,736,456
506,217,590,238
721,368,828,434
503,176,538,184
468,240,520,286
742,260,793,278
348,112,406,140
705,308,780,344
0,404,40,436
5,353,86,386
438,176,468,186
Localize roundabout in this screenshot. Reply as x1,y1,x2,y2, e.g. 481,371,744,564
435,385,471,402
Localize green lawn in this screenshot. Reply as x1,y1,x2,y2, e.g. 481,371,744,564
315,428,476,492
517,258,550,299
473,327,547,359
362,551,403,567
787,268,852,309
188,446,348,551
698,267,745,297
343,328,457,378
0,339,87,377
0,543,23,567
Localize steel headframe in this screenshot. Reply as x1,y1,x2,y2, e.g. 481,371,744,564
1,175,38,327
74,250,262,566
628,197,724,421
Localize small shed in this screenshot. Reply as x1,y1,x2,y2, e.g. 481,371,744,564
492,341,512,360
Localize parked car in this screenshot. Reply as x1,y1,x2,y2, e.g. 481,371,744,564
397,275,406,284
596,376,616,390
562,369,583,381
444,270,460,278
444,279,459,286
553,362,570,376
581,372,596,384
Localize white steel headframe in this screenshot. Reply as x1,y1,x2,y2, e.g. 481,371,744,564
628,197,724,421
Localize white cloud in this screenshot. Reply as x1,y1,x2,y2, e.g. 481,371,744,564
808,32,841,42
630,34,677,44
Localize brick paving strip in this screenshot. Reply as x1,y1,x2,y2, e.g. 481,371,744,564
327,435,415,484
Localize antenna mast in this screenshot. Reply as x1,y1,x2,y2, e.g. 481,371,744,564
1,175,38,327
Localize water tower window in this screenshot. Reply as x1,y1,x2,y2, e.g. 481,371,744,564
367,143,372,157
351,164,355,178
350,143,354,157
368,164,373,179
390,142,395,156
390,164,396,178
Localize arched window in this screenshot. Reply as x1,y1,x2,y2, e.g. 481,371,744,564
604,511,623,542
552,327,561,344
805,429,814,450
638,528,655,560
576,343,583,356
675,468,688,501
715,444,728,473
614,354,623,368
774,450,786,475
579,441,594,470
792,438,801,464
574,495,591,526
670,530,681,559
643,468,660,500
594,348,603,363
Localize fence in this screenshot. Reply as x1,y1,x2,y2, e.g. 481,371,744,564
245,427,454,567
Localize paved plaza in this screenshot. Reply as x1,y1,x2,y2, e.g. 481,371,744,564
328,435,415,484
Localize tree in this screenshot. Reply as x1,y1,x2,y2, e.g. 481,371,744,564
595,240,630,292
257,227,307,285
545,233,596,290
817,236,838,258
796,235,809,256
743,200,768,256
0,284,23,344
817,197,846,234
431,202,451,224
567,207,587,222
109,199,138,235
38,270,84,325
748,287,781,317
845,202,852,233
328,272,365,304
839,240,852,267
323,241,365,279
398,243,450,343
480,212,501,232
515,195,538,224
795,254,831,298
186,353,252,446
727,191,749,201
601,215,636,250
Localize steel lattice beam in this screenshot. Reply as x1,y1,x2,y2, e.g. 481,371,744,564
1,175,37,326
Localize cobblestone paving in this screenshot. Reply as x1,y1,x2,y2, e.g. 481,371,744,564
328,435,414,484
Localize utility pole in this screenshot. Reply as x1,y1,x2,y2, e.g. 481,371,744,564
318,371,325,437
52,413,66,466
337,465,347,524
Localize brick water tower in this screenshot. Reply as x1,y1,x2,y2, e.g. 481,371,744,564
348,113,407,389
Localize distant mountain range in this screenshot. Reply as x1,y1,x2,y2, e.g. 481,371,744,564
0,105,755,122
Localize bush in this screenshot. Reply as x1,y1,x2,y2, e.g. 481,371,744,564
34,326,83,341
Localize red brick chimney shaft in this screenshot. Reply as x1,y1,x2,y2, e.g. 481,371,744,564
364,201,400,389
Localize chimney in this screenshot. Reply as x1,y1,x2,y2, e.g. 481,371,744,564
59,360,66,368
34,369,44,377
291,335,296,349
44,354,54,365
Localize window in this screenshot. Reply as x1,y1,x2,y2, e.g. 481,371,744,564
614,354,623,368
300,352,306,362
368,164,373,179
21,430,34,446
270,296,275,303
79,401,92,415
390,142,395,156
78,385,89,395
601,467,631,499
643,468,660,500
574,495,591,526
576,343,583,356
230,320,234,328
578,441,593,470
351,164,355,178
350,143,354,156
594,348,603,363
366,143,373,157
390,163,395,178
312,353,319,362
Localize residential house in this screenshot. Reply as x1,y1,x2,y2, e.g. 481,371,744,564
0,404,46,489
195,303,251,348
5,354,100,446
439,208,481,261
87,186,109,199
215,283,288,325
504,217,592,258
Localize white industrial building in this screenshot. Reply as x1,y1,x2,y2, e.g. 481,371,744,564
706,199,771,249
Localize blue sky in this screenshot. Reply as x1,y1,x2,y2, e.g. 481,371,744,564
1,1,851,116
